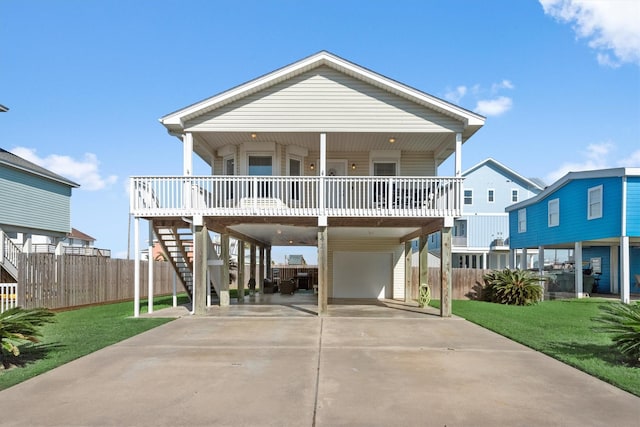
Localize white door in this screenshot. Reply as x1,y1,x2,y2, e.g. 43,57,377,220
333,252,392,298
324,160,347,209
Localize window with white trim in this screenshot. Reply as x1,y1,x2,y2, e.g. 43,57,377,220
464,189,473,205
511,189,519,203
588,185,603,220
548,198,559,227
518,208,527,233
224,156,235,176
487,189,495,203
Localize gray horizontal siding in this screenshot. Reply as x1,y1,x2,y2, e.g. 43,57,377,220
0,167,72,234
187,66,463,133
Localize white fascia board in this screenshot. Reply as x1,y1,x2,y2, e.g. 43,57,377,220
463,157,544,191
504,167,636,212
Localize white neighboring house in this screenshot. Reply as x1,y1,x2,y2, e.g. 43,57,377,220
11,228,111,257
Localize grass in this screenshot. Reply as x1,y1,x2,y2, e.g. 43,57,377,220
430,298,640,397
0,294,189,391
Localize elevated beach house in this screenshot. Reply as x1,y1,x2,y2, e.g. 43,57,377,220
130,51,485,316
506,168,640,302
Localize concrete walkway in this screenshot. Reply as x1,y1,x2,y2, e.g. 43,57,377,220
1,297,639,426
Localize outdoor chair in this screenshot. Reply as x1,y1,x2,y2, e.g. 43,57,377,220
280,278,296,295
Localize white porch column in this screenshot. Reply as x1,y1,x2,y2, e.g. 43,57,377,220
454,133,462,177
183,132,193,176
133,217,140,317
509,249,517,269
620,236,630,304
538,245,545,300
482,252,487,270
520,248,528,269
147,219,154,314
575,241,584,298
220,232,230,306
319,133,327,221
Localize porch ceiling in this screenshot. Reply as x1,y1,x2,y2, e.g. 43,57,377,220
193,131,453,159
230,223,422,247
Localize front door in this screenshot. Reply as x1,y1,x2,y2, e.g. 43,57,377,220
324,160,347,209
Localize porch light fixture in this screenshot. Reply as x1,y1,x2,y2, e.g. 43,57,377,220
351,163,356,170
251,133,257,139
310,163,315,171
388,137,396,144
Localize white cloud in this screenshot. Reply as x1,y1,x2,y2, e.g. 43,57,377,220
444,85,467,103
11,147,118,191
545,141,614,182
491,79,515,92
474,96,513,116
617,149,640,167
540,0,640,67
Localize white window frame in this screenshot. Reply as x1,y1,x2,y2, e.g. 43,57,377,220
487,189,495,203
548,198,559,227
464,189,473,206
588,185,603,220
511,189,519,203
518,208,527,233
223,155,235,176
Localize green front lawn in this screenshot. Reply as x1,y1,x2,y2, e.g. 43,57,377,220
431,298,640,396
0,294,187,391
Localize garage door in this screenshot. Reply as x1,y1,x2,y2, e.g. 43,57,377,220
333,252,392,298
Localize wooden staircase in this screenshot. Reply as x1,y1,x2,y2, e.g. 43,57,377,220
153,225,233,302
153,225,196,300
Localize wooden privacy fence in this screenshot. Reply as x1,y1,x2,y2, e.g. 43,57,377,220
409,267,490,301
16,253,174,310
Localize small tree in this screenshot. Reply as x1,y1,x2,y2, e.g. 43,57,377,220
1,307,56,361
482,268,543,306
593,302,640,365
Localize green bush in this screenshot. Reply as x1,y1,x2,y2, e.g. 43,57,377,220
593,302,640,365
482,268,543,306
1,307,56,361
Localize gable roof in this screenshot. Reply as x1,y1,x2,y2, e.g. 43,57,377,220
160,51,485,139
463,158,545,192
0,148,80,188
69,228,95,242
505,167,640,212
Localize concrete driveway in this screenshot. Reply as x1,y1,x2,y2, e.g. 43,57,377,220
1,298,639,426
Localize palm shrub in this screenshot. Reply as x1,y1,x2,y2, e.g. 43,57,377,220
482,268,543,306
1,307,56,361
593,302,640,365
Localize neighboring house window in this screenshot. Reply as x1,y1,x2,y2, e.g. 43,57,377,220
588,185,603,220
464,189,473,205
518,208,527,233
487,189,495,203
548,198,559,227
511,189,519,203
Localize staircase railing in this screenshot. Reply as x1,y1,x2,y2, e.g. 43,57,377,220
0,228,20,280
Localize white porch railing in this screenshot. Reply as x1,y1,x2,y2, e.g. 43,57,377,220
1,229,20,280
1,282,18,313
130,176,463,218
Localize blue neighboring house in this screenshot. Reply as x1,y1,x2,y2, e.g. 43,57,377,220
506,168,640,302
429,158,544,269
0,148,79,280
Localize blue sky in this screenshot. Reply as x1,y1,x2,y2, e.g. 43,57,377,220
1,0,639,263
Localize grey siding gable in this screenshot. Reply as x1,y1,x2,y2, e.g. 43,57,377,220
0,166,72,234
186,66,463,133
